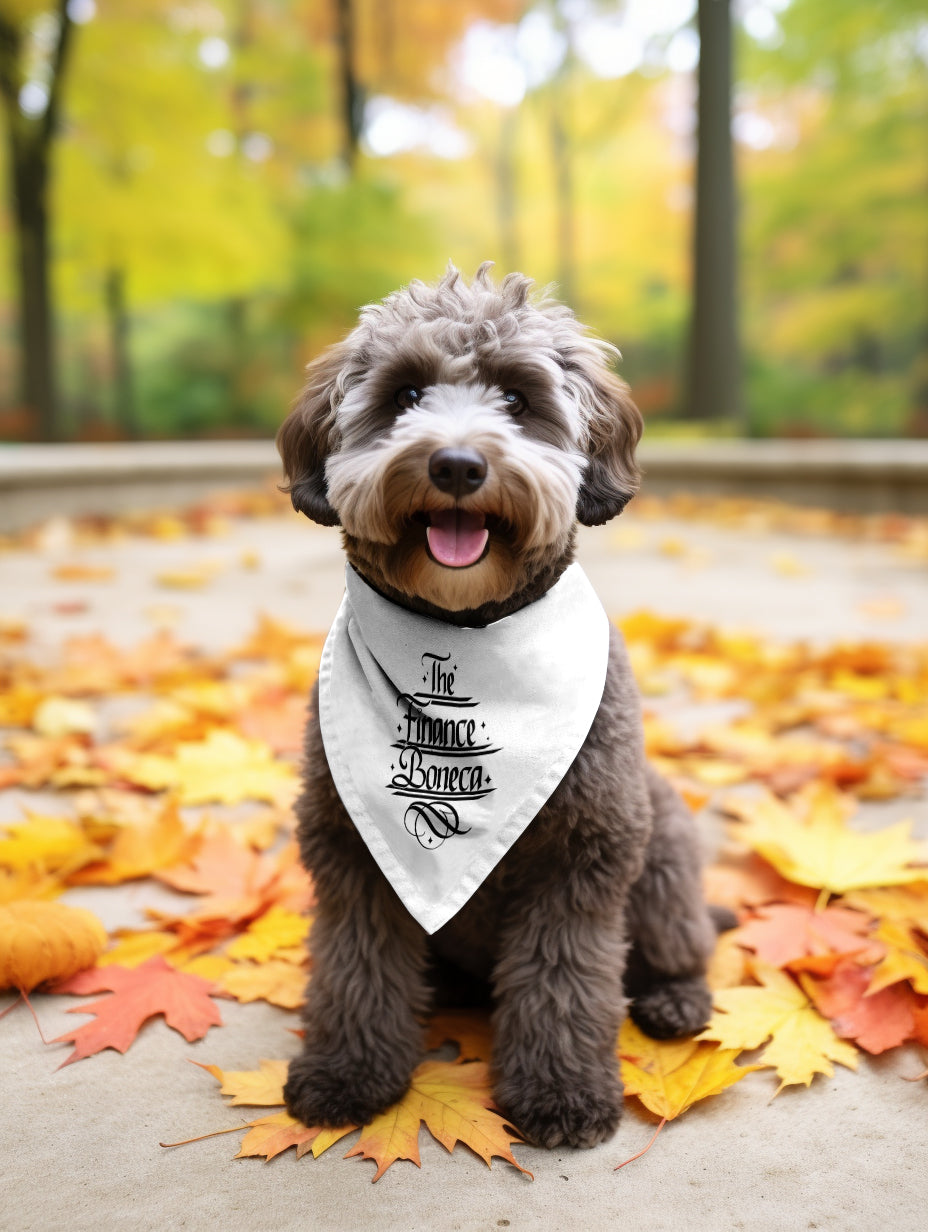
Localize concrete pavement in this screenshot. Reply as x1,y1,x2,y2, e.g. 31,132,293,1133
1,497,926,1232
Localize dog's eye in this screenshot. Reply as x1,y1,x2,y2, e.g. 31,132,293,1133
394,386,424,410
502,389,527,416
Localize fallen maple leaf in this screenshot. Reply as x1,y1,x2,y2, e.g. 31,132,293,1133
224,906,309,963
69,801,195,886
841,883,928,932
618,1019,758,1122
154,828,278,923
193,1058,290,1105
345,1060,531,1182
52,955,222,1065
799,962,917,1054
235,1112,350,1161
724,785,928,899
0,900,107,991
0,811,101,877
733,903,877,973
699,962,859,1092
426,1010,494,1062
125,730,296,805
866,920,928,996
218,960,306,1009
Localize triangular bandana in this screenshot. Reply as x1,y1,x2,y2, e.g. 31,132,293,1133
318,563,611,933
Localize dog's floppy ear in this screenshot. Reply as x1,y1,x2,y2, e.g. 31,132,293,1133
573,354,643,527
276,341,351,527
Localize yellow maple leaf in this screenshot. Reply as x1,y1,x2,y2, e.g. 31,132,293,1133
234,1113,354,1161
0,812,101,877
0,900,107,991
69,801,195,886
724,784,927,897
699,963,859,1092
225,906,310,963
345,1060,531,1182
218,960,307,1008
841,883,928,932
866,920,928,996
32,697,96,737
124,730,297,805
617,1020,758,1122
103,930,178,968
193,1058,290,1106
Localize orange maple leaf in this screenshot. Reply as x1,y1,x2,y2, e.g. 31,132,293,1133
154,829,279,923
426,1009,494,1062
800,961,918,1054
733,903,878,974
51,955,222,1065
345,1060,531,1182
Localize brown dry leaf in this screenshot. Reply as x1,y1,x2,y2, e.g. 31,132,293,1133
0,900,107,991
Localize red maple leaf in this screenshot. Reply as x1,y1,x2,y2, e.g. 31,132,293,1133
801,960,918,1054
52,955,222,1066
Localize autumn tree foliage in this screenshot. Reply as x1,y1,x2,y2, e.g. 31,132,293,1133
0,0,75,439
0,0,924,438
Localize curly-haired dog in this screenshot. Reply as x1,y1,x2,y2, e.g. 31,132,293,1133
277,263,719,1150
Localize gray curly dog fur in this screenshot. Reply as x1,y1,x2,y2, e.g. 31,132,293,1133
276,263,721,1150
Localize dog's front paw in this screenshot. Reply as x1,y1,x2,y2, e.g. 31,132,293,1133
284,1052,412,1128
496,1071,623,1150
629,975,713,1040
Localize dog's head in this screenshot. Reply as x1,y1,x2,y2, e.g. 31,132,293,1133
277,263,642,617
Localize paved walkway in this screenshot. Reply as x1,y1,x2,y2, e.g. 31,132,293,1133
1,500,926,1232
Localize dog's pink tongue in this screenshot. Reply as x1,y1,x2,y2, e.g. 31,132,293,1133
427,509,488,568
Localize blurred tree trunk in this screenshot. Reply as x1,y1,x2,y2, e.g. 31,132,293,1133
334,0,363,173
104,266,137,438
684,0,741,423
0,2,74,439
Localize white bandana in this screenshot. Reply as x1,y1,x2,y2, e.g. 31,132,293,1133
318,562,610,933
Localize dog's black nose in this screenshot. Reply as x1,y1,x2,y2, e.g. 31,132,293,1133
428,447,488,497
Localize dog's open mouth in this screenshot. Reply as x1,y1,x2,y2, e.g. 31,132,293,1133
425,508,489,568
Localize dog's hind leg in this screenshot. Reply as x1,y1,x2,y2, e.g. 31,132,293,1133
623,766,719,1039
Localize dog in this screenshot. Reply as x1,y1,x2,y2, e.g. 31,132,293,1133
276,263,719,1150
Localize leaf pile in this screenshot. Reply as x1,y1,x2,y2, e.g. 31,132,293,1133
1,497,927,1180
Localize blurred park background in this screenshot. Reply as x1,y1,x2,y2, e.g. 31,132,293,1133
0,0,925,444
